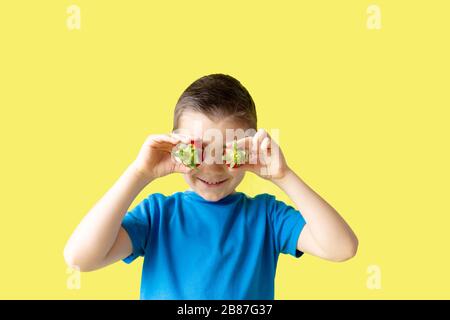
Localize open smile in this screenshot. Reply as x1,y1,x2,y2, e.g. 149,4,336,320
197,177,228,187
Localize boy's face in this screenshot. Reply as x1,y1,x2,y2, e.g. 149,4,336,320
175,111,250,202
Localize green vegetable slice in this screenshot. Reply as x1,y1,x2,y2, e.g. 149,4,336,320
223,139,247,168
172,140,201,169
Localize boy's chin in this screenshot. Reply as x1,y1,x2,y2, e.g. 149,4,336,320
195,188,229,202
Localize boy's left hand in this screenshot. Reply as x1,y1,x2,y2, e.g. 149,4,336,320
226,129,290,181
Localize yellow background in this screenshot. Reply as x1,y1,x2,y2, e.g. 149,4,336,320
1,1,449,299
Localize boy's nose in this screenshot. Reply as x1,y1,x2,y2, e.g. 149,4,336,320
201,148,225,166
200,163,227,172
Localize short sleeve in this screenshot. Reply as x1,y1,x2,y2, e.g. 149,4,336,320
267,195,307,258
121,197,152,264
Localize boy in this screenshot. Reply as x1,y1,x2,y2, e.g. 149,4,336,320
64,74,358,299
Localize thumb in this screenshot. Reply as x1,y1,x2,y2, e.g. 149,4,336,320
228,163,257,174
173,162,194,174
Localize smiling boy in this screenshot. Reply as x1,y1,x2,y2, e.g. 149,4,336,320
64,74,358,299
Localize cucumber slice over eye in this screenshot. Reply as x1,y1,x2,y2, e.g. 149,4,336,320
172,141,201,169
222,140,247,168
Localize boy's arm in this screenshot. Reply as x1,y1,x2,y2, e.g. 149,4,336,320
64,133,191,272
231,129,358,262
63,163,151,271
272,170,359,262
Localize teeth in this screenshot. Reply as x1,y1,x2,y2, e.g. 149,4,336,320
201,179,224,185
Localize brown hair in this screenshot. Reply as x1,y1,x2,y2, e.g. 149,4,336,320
173,74,257,130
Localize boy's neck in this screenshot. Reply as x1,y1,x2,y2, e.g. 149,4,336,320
187,188,237,196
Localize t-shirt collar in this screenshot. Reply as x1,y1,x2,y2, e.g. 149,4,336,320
184,189,242,204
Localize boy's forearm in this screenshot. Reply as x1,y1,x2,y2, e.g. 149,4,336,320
64,162,152,270
272,169,358,257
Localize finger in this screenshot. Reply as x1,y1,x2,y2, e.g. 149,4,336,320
148,134,196,155
226,136,252,151
170,133,192,144
151,142,180,153
147,134,181,146
250,129,267,162
260,136,270,151
252,129,268,150
259,136,271,165
172,133,204,150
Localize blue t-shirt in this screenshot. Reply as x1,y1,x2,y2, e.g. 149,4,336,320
121,190,306,300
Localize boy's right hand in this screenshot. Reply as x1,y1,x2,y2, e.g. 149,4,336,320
131,133,193,182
